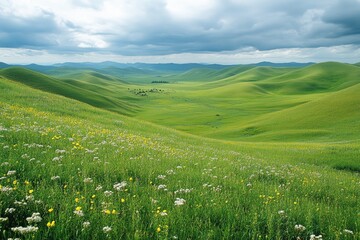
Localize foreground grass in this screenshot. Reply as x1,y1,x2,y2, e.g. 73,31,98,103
0,77,359,239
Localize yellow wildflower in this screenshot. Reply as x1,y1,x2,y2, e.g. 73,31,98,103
28,189,34,194
48,208,54,213
47,221,55,228
121,198,125,203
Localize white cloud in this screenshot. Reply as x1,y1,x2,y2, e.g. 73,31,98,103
1,45,359,65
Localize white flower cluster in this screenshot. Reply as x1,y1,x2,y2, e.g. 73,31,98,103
343,229,354,235
1,186,13,194
82,221,91,229
51,175,60,180
5,208,16,214
113,181,127,191
73,209,84,217
174,198,186,206
294,224,306,232
103,226,112,233
174,188,193,194
310,234,323,240
157,175,166,179
104,190,113,197
26,212,42,224
157,184,167,191
7,170,16,176
11,226,39,235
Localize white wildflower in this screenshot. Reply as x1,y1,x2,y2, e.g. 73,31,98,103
278,210,285,215
174,198,186,206
14,199,27,206
26,212,42,224
160,212,168,216
113,181,127,191
7,170,16,176
11,226,39,234
5,208,16,214
212,185,222,192
310,234,323,240
104,190,113,197
26,195,34,201
73,210,84,217
95,185,103,191
52,156,61,162
0,217,8,222
82,221,91,228
103,226,112,233
295,224,306,232
157,184,167,191
166,170,175,175
157,175,166,179
343,229,354,235
55,149,66,154
51,176,60,180
1,186,13,193
174,188,193,194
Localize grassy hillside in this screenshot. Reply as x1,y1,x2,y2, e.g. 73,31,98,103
0,67,138,115
131,62,360,143
0,67,359,239
258,62,360,94
3,62,359,144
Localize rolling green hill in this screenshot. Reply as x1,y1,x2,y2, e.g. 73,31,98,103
169,65,256,82
258,62,360,94
0,67,138,115
1,62,359,144
131,62,360,143
1,61,359,142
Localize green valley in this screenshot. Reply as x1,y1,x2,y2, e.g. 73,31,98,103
0,61,359,239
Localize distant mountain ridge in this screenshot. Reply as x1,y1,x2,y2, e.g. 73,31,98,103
0,61,315,73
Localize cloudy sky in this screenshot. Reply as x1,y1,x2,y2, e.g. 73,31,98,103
1,0,360,64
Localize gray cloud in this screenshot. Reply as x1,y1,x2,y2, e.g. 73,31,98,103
322,0,360,36
0,10,61,48
0,0,359,59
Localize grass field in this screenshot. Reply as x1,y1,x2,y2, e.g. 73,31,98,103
0,62,359,239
